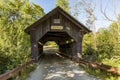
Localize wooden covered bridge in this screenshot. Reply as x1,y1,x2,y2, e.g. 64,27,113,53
0,7,120,80
24,6,91,61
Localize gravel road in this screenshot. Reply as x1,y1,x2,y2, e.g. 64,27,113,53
27,47,101,80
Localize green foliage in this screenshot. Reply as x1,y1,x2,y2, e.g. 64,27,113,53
83,33,95,55
82,33,97,61
97,28,114,59
0,50,12,74
0,0,44,74
96,22,120,62
83,22,120,79
20,64,36,80
102,57,120,67
44,41,58,47
83,22,120,63
56,0,70,12
82,66,118,80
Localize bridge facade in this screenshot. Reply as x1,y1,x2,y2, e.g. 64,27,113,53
25,6,91,61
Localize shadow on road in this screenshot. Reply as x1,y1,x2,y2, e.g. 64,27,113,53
27,48,100,80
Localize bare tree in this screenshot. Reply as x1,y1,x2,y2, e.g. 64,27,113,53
84,0,97,51
100,0,120,43
73,0,97,50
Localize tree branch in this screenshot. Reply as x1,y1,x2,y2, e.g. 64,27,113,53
100,0,114,21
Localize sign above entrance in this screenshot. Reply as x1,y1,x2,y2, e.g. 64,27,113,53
51,26,63,30
53,19,60,24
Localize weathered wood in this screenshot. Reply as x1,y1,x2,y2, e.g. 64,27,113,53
71,42,77,58
24,6,91,60
38,44,43,56
30,30,39,61
59,43,72,56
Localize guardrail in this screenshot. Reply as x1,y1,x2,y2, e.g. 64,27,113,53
0,59,35,80
58,53,120,76
79,59,120,75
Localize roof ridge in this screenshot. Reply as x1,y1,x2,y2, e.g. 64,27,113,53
24,6,91,34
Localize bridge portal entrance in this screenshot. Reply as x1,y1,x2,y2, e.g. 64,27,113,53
24,6,91,61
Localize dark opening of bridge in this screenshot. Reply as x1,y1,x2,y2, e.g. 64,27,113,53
38,31,76,56
24,6,91,61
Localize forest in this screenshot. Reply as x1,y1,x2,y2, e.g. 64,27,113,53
0,0,120,80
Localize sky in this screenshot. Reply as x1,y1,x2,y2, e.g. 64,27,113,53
29,0,120,31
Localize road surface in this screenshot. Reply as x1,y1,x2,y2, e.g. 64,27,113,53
27,47,100,80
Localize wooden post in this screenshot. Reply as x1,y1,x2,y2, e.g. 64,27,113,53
59,44,65,53
76,41,82,58
38,44,43,57
71,42,77,59
71,34,83,61
30,29,39,61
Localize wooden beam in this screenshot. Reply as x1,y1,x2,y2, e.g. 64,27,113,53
30,30,39,61
0,59,35,80
58,53,120,76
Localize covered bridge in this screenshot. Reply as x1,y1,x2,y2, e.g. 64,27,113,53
24,6,91,61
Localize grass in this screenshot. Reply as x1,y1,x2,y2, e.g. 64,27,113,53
81,64,119,80
102,58,120,67
10,63,37,80
20,63,37,80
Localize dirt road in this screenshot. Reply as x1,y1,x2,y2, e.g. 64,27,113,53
27,52,100,80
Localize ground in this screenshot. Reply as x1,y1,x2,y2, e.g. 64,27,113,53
27,47,101,80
